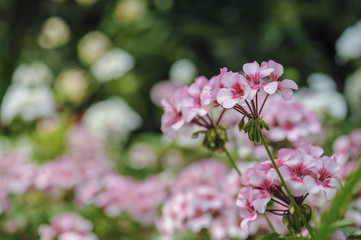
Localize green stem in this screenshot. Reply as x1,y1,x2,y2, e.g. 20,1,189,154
222,146,242,176
264,213,276,233
259,132,315,238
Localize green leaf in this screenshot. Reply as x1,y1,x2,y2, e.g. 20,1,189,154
330,219,354,229
258,233,284,240
339,227,359,238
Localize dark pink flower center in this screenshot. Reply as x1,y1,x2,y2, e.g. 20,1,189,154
231,83,244,99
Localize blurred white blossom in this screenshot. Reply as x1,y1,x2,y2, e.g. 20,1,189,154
336,20,361,61
12,61,52,86
78,31,111,65
38,16,70,49
295,73,347,120
91,48,135,82
169,59,198,87
82,98,141,141
345,69,361,114
56,69,89,104
113,0,146,23
1,84,55,124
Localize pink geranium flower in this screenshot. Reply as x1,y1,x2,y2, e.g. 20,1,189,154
304,155,341,200
236,187,270,232
263,60,298,100
243,61,277,99
161,87,194,139
216,71,251,108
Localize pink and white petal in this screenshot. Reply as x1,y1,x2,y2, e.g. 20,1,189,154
279,79,298,90
262,82,278,95
171,118,185,131
268,60,284,78
278,88,294,101
259,68,274,78
323,186,337,200
253,194,271,214
269,128,286,141
286,178,307,197
217,89,238,108
249,171,265,188
243,61,260,76
303,176,320,194
240,212,257,233
221,72,240,88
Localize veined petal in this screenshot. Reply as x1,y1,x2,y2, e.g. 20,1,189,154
253,194,271,214
221,72,239,88
243,61,260,76
279,88,294,101
259,68,274,78
263,82,278,94
279,79,298,90
303,175,320,194
217,89,238,108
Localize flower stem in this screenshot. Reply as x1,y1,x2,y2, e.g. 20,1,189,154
259,132,315,238
264,213,276,233
222,146,242,176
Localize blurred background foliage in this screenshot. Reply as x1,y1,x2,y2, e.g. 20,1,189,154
1,0,361,137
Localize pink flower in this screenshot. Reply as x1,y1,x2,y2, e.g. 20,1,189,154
243,61,277,99
172,159,228,194
303,155,341,200
150,80,177,107
182,76,208,122
39,213,97,240
236,187,270,232
161,87,194,139
201,67,228,106
262,95,323,143
216,71,251,108
280,153,316,197
263,60,298,100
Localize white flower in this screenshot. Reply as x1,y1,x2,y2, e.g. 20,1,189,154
169,59,198,87
336,20,361,60
294,73,347,120
12,61,52,86
82,98,141,141
55,69,88,103
78,31,110,65
38,16,71,49
91,48,134,82
344,69,361,114
1,84,55,124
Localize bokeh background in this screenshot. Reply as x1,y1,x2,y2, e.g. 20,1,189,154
1,0,361,239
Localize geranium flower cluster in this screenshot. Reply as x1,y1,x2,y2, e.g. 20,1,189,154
0,153,37,214
38,212,98,240
261,95,323,144
76,174,167,225
161,60,298,148
237,144,342,233
157,160,247,240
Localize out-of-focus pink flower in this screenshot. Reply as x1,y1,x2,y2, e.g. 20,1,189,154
39,213,97,240
262,95,323,143
158,185,245,240
150,80,177,107
236,187,270,232
201,67,228,107
333,129,361,166
172,159,228,194
161,87,196,140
